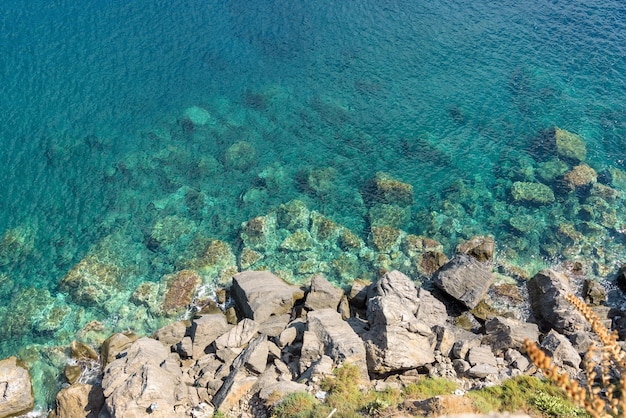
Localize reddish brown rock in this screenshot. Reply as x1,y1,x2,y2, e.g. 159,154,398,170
161,269,201,316
55,383,104,418
563,164,597,190
456,235,495,263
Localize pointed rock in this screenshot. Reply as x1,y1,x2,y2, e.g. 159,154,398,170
364,271,435,374
527,269,589,335
307,309,369,381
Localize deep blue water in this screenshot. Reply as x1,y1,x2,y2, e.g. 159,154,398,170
1,0,626,408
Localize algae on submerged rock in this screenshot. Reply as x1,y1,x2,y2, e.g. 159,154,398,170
554,127,587,162
510,181,555,205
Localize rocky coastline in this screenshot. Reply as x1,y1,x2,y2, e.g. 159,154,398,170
1,236,623,418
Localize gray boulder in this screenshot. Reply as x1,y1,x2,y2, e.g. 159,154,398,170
191,313,232,359
299,330,323,374
349,279,370,309
154,320,188,346
416,288,448,328
100,331,138,367
231,271,305,322
527,269,589,335
451,332,482,360
433,254,494,309
212,335,266,412
467,346,497,367
257,314,291,337
364,271,435,374
100,338,190,418
541,330,582,369
214,318,259,351
307,308,369,381
483,316,540,354
467,346,499,379
304,274,344,311
0,356,34,418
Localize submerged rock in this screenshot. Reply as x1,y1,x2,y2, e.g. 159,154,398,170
562,163,597,190
182,105,214,126
0,224,36,267
240,214,278,252
159,269,201,317
224,141,256,171
279,229,316,252
370,226,403,253
554,126,587,162
276,200,310,231
510,181,555,205
365,172,414,207
183,239,238,286
60,255,124,307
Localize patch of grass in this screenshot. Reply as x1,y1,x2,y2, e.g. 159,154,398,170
270,392,327,418
530,392,588,417
402,377,458,399
322,364,365,417
467,375,585,417
363,387,402,416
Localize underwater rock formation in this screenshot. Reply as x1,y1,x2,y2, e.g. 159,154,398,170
510,181,555,205
182,105,215,127
365,171,414,207
553,126,587,162
224,141,256,171
562,163,597,190
60,256,124,307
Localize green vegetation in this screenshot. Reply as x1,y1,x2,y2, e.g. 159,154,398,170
269,365,584,417
468,375,586,417
402,377,458,399
271,364,400,418
270,392,322,418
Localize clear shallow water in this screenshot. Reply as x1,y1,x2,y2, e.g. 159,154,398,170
1,0,626,408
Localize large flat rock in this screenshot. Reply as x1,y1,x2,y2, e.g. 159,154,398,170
231,271,305,322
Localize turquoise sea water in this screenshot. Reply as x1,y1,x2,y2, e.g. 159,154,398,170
1,0,626,408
